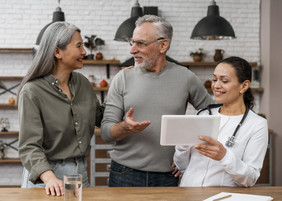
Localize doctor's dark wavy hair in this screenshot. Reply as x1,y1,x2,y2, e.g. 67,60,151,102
217,56,254,109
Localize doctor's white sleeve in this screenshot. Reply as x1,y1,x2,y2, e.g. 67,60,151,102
173,145,193,172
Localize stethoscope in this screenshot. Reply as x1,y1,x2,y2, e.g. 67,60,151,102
196,103,249,147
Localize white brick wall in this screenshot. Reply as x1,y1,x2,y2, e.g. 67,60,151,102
0,0,261,186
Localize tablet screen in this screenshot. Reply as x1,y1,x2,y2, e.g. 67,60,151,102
160,115,221,146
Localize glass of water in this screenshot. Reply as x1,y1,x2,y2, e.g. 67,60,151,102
64,174,82,201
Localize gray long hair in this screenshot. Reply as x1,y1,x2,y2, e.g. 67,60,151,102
18,21,80,95
135,15,173,47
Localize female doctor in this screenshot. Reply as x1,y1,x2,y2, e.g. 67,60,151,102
173,56,268,187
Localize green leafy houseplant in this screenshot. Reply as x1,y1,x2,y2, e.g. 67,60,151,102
190,48,205,62
190,48,205,56
84,35,105,60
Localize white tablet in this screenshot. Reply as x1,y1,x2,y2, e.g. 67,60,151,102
160,115,221,146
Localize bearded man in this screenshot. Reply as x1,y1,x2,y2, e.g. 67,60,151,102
101,15,213,187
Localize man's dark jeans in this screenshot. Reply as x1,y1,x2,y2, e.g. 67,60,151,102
109,160,179,187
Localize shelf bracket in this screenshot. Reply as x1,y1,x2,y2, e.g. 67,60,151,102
0,83,20,96
100,91,104,103
0,138,18,160
4,138,18,151
106,64,110,79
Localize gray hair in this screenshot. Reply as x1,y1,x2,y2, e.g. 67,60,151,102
18,22,80,95
135,15,173,45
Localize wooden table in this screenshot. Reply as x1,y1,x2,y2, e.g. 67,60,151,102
0,186,281,201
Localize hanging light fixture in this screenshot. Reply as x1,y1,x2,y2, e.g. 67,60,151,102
35,0,65,45
114,2,183,67
191,0,236,40
114,0,143,42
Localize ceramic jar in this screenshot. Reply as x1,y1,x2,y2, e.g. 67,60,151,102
96,52,103,60
213,49,225,62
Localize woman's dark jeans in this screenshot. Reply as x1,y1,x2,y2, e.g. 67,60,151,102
109,160,179,187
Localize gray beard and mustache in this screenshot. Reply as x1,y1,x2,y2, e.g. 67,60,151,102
134,56,158,70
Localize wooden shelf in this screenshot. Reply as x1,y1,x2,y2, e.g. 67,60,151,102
0,76,23,80
0,131,19,135
82,60,120,65
0,185,21,188
181,61,258,67
252,88,264,93
0,104,17,109
93,87,109,92
0,48,33,53
0,158,21,163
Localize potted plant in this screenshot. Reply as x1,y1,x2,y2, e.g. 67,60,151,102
95,38,105,60
190,48,205,62
84,35,105,60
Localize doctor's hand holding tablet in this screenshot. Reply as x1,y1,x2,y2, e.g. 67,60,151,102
194,136,227,161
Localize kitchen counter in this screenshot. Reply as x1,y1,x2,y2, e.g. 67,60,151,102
0,186,282,201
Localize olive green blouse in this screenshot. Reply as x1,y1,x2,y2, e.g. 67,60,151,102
18,72,104,183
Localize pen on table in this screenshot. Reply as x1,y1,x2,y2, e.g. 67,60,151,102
213,194,232,201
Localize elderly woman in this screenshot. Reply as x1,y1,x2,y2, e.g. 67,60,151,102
18,22,104,196
174,56,268,187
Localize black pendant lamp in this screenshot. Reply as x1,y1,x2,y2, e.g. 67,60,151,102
35,0,65,45
191,0,235,40
114,1,143,42
114,2,183,68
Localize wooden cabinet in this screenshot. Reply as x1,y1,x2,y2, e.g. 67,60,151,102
90,128,113,186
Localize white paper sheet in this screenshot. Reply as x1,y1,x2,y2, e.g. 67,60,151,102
160,115,220,145
203,192,273,201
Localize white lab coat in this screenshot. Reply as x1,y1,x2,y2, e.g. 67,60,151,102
174,108,268,187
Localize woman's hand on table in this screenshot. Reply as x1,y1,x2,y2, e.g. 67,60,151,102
40,170,64,196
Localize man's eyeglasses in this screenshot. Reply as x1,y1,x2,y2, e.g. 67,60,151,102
129,37,165,47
